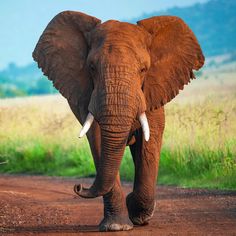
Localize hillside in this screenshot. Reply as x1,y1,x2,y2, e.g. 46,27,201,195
0,63,56,98
128,0,236,57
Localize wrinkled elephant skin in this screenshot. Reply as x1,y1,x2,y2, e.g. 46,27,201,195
33,11,204,232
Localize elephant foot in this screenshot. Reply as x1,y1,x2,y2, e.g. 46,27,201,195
99,215,133,232
126,192,156,225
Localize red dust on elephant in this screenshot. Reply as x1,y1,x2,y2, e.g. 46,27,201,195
33,11,204,232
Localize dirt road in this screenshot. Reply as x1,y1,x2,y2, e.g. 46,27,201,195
0,175,235,235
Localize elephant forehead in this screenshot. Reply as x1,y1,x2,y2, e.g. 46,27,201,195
89,21,150,65
91,21,146,45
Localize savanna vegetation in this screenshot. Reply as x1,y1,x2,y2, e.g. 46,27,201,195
0,65,236,190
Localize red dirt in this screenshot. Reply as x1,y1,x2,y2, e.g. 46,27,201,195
0,175,235,236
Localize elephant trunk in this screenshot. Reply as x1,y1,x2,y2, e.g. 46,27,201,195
75,115,132,198
75,73,148,198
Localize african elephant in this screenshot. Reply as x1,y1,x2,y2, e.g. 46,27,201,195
33,11,204,231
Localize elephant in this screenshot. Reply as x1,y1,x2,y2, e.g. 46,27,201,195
33,11,204,231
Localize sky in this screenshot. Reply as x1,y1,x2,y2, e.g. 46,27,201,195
0,0,208,69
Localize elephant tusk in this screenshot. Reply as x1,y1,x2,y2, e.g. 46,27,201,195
79,113,94,138
139,112,150,142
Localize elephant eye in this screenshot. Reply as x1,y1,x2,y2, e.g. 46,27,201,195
89,63,96,72
140,66,147,73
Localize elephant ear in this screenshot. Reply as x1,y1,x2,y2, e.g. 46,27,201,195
137,16,204,110
33,11,101,105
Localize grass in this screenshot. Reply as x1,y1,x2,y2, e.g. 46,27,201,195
0,67,236,190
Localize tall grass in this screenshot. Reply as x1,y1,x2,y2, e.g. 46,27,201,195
0,75,236,190
160,95,236,189
0,96,96,177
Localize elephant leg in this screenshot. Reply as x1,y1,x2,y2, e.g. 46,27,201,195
99,173,133,231
86,126,133,231
69,103,132,231
127,108,165,225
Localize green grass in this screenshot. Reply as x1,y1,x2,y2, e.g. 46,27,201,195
0,75,236,190
0,139,95,177
1,139,235,190
158,146,236,189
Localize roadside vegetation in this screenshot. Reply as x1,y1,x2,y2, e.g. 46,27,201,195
0,67,236,190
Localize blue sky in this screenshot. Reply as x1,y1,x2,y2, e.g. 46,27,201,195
0,0,208,69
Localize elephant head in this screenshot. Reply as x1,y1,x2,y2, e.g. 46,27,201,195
33,11,204,198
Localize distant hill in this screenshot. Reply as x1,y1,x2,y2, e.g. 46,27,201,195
127,0,236,57
0,63,41,83
0,0,235,98
0,63,56,98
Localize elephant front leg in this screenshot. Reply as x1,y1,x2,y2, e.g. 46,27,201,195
87,129,132,231
127,108,165,225
84,123,132,231
70,105,133,231
99,173,133,231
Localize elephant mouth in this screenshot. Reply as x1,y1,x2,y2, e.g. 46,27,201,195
78,111,150,141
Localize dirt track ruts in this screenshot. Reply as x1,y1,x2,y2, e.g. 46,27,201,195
0,175,235,235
